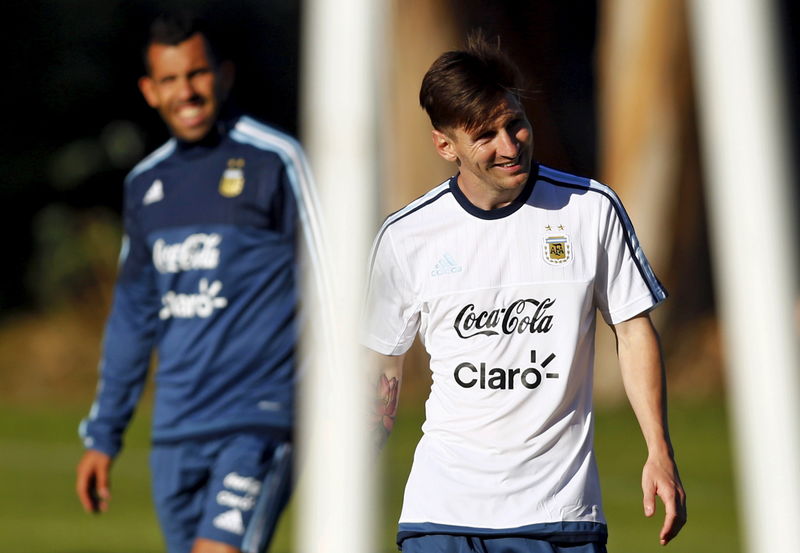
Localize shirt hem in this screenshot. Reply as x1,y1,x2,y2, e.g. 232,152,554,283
151,416,292,445
363,335,413,356
604,293,664,325
397,521,608,546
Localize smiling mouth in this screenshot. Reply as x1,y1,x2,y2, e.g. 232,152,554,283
174,103,209,127
178,105,202,117
494,157,525,169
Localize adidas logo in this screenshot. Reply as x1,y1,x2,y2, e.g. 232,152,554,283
431,253,463,277
213,508,245,535
143,179,164,205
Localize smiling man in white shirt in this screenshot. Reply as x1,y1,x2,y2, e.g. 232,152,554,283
365,34,686,553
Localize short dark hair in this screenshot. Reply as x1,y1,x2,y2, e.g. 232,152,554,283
419,32,524,133
142,11,222,74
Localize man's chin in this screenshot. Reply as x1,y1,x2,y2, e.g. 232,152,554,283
171,123,213,142
505,170,530,188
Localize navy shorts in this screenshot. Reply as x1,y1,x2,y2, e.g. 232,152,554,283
150,431,292,553
400,535,607,553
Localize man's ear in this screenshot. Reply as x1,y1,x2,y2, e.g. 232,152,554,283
432,129,458,163
138,76,159,108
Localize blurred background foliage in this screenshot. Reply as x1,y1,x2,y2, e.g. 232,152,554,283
0,0,797,551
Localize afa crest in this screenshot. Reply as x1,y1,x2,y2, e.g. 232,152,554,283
219,158,245,197
542,233,572,265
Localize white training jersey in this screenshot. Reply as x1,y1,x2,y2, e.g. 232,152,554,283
364,164,666,544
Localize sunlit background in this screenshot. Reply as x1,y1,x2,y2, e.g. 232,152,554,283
1,1,797,552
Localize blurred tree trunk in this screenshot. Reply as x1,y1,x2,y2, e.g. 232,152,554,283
385,0,458,214
596,0,715,403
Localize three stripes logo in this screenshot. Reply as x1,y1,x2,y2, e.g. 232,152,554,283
143,179,164,205
432,253,462,277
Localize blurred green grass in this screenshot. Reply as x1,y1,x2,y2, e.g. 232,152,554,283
595,399,741,553
0,398,739,552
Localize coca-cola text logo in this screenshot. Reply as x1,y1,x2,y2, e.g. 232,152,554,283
153,233,221,274
453,298,555,339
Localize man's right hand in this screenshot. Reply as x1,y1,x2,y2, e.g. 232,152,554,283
76,450,113,513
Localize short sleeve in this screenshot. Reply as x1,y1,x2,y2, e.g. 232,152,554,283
594,188,667,325
363,227,420,355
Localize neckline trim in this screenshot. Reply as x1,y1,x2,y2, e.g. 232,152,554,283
449,163,539,220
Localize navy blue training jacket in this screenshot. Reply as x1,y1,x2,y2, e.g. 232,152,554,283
80,115,324,457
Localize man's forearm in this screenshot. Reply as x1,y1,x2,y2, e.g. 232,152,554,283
614,314,672,455
369,352,405,449
613,313,686,544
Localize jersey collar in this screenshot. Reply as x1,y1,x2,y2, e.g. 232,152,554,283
449,163,539,220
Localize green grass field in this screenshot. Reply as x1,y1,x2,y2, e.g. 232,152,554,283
0,399,740,553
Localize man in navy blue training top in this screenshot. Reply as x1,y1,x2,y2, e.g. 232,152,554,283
75,13,324,553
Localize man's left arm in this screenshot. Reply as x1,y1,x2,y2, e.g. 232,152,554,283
612,313,687,545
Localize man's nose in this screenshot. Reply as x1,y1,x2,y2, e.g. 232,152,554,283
496,129,519,158
177,77,197,100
